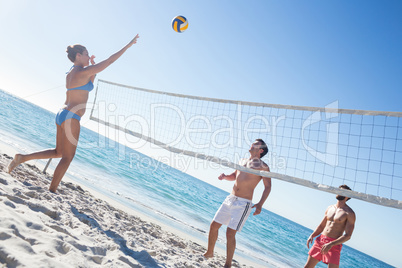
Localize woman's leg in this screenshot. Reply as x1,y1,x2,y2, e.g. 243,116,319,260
8,124,63,173
49,119,80,192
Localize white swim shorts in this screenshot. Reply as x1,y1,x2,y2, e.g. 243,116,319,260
213,194,253,232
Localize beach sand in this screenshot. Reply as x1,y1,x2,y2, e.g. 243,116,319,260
0,151,259,268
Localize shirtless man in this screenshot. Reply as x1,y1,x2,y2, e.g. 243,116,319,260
203,139,272,267
304,185,356,268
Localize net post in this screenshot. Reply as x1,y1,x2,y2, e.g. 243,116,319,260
43,158,52,174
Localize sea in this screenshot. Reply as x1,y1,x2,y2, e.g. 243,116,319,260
0,88,394,268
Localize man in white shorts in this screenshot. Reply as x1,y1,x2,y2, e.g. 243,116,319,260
203,139,272,267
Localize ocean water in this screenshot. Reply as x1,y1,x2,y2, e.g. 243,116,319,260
0,89,394,268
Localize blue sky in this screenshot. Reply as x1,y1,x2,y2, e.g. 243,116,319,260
0,0,401,266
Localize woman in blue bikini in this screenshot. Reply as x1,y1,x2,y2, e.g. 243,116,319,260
8,34,139,192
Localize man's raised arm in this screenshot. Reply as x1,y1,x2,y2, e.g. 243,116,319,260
218,171,237,181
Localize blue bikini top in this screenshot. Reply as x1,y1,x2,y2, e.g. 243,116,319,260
67,81,94,92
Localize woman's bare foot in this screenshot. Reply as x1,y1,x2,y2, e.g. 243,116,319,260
8,154,22,173
203,252,214,259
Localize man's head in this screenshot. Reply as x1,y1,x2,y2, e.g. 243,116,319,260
336,184,352,201
250,139,268,158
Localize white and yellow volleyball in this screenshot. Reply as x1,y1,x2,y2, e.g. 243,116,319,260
172,15,188,33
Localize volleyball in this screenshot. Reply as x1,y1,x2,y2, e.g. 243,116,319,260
172,15,188,33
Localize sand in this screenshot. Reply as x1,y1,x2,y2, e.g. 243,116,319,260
0,152,259,268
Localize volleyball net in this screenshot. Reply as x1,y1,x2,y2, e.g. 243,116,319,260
90,79,402,209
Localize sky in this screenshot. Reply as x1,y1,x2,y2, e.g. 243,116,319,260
0,0,401,266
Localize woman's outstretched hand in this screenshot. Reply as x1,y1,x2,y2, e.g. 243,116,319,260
128,34,140,47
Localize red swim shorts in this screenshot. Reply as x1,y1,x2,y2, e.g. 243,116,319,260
308,235,342,265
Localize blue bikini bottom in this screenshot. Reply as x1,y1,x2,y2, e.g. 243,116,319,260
55,109,81,126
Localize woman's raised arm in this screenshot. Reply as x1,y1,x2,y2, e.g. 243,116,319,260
81,34,139,78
